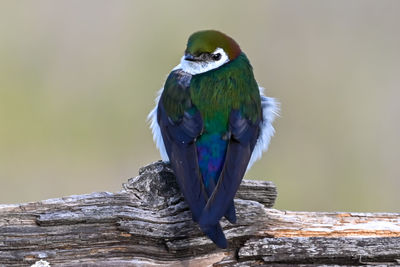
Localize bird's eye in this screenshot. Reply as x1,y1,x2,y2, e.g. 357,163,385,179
212,53,221,61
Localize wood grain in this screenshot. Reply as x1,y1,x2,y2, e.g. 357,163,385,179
0,161,399,266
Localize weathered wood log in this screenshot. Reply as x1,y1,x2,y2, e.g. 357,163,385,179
0,161,399,266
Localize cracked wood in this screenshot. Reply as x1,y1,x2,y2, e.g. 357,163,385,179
0,161,399,266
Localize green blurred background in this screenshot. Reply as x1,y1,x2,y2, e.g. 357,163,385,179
1,1,399,211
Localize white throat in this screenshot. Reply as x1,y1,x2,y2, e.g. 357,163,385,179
180,47,230,75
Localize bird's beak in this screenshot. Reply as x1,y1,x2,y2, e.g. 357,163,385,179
184,53,198,62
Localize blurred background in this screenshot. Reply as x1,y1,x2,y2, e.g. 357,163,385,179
1,1,399,212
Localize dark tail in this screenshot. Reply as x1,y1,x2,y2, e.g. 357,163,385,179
199,222,227,248
224,200,236,224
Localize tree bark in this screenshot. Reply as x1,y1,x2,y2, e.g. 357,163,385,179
0,161,399,266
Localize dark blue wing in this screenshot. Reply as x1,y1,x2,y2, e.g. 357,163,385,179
157,70,228,248
198,109,260,230
157,101,207,221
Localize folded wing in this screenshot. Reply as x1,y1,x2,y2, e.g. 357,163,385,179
157,70,228,248
199,109,260,229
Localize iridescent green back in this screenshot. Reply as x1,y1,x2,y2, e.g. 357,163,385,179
190,52,261,133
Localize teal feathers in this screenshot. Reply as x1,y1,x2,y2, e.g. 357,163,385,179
151,30,277,248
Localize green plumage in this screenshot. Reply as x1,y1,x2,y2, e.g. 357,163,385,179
157,30,268,248
162,71,192,122
190,52,260,133
186,30,241,59
162,52,261,134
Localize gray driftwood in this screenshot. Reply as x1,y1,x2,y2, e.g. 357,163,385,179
0,161,399,266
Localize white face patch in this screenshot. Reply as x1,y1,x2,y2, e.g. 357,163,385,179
180,47,230,75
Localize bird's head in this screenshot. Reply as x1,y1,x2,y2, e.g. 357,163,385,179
180,30,241,75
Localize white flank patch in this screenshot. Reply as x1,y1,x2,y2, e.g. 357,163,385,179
180,47,229,75
147,87,169,162
247,87,280,170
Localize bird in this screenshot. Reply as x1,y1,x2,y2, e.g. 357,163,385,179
148,30,278,248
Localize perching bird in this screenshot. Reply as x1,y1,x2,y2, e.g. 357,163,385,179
149,30,278,248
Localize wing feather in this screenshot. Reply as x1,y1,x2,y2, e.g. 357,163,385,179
199,109,260,229
157,70,227,248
